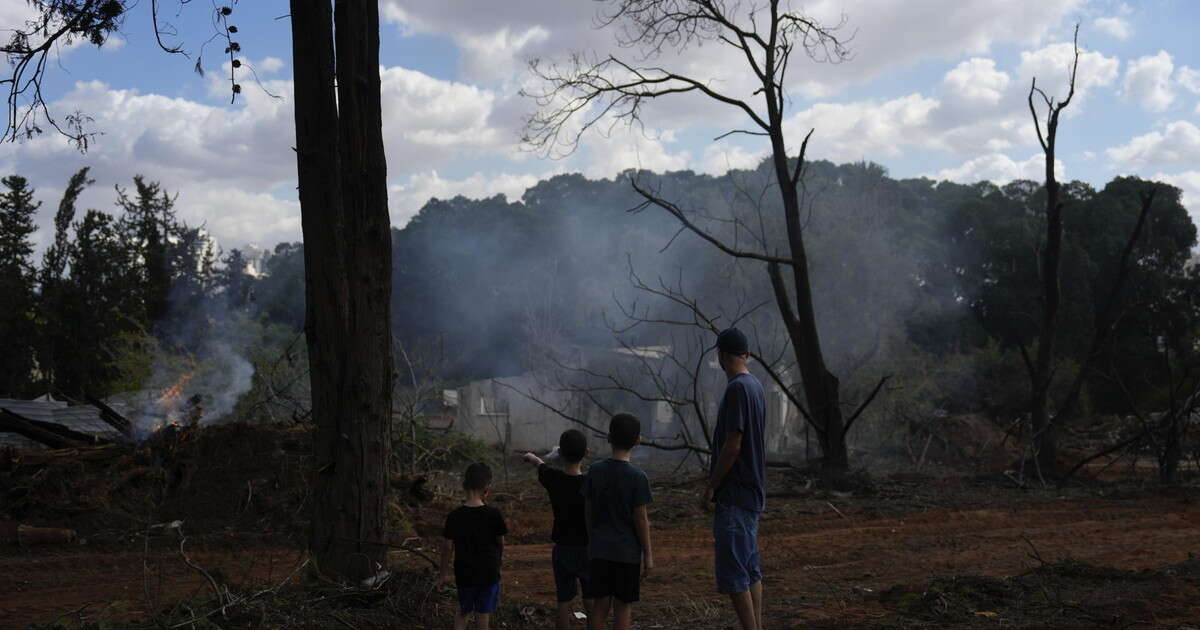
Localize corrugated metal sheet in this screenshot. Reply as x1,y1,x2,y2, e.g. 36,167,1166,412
0,398,119,450
0,398,66,423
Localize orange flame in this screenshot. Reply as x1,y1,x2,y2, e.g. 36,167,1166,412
156,372,194,412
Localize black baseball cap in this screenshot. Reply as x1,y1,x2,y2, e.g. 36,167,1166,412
716,327,749,355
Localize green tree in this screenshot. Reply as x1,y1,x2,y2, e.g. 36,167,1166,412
59,209,142,396
38,167,93,393
0,175,40,395
218,248,255,310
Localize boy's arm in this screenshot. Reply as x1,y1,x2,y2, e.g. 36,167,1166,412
522,452,545,468
438,538,453,585
634,504,653,579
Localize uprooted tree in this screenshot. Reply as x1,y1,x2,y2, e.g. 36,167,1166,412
524,0,885,471
5,1,395,582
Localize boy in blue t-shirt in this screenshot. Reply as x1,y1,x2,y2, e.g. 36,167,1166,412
580,413,653,630
523,429,593,630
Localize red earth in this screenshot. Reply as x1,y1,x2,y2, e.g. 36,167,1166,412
3,470,1199,628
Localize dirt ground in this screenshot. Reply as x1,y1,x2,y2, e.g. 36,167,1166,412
3,466,1200,629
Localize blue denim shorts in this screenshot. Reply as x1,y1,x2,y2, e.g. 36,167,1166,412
713,504,762,594
552,544,593,602
457,582,500,613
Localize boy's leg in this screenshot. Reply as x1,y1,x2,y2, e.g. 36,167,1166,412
728,591,756,630
750,579,763,630
555,602,573,630
452,609,469,630
611,600,632,630
475,613,491,630
553,545,583,630
588,597,611,630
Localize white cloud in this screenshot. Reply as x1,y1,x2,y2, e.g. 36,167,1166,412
4,62,527,250
700,144,766,175
457,26,550,83
929,152,1062,184
257,57,285,75
1178,66,1200,95
1106,121,1200,169
1123,51,1175,112
1094,17,1131,40
389,170,551,226
179,187,301,249
379,66,510,162
798,0,1085,91
1150,170,1200,226
784,94,939,163
1018,43,1121,107
386,0,1086,102
583,131,692,179
942,58,1011,105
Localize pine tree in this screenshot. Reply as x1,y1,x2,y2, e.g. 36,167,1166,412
0,175,41,396
38,167,93,394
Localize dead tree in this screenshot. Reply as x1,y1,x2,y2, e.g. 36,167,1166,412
1023,27,1160,478
524,0,882,471
1023,27,1079,477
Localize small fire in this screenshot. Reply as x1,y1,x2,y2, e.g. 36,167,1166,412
156,372,194,413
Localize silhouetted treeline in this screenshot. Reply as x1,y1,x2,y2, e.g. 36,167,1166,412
2,160,1195,417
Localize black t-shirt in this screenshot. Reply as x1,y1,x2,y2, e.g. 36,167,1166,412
538,464,588,546
442,504,507,587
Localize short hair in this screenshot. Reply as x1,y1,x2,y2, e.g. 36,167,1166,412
608,413,641,451
463,462,493,491
559,429,587,462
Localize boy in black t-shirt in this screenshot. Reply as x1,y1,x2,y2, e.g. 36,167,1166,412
523,429,592,630
440,462,508,630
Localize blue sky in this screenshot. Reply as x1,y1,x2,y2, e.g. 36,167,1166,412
2,0,1199,253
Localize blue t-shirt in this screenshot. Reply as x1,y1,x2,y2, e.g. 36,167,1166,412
711,372,767,512
579,458,652,564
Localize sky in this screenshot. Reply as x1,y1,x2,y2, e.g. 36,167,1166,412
1,0,1198,254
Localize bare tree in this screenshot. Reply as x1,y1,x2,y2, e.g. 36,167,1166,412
1022,26,1080,478
524,0,882,471
1023,27,1159,479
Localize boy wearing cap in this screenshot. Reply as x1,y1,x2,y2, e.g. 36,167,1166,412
700,327,767,630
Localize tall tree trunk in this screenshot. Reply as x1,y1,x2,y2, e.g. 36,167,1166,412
1030,167,1062,477
291,0,393,582
763,63,847,471
1026,29,1078,478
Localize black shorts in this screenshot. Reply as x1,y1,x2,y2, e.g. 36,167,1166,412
553,545,593,602
590,558,640,603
